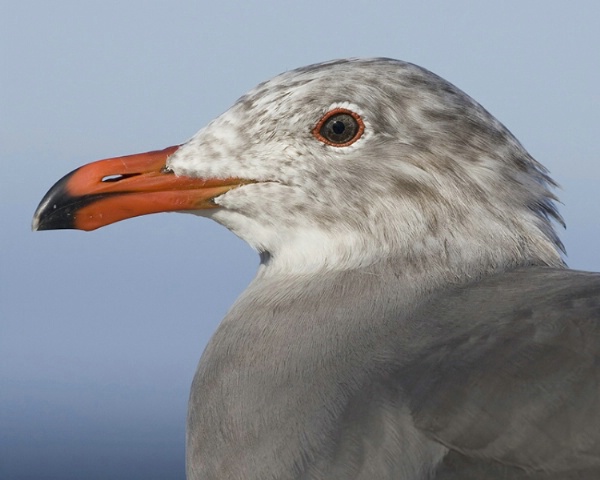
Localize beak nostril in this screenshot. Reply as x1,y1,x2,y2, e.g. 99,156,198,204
102,174,125,182
101,173,137,183
161,166,174,174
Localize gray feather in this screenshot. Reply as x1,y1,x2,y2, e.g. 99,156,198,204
404,268,600,477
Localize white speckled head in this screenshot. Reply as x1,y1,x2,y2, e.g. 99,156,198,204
167,58,564,278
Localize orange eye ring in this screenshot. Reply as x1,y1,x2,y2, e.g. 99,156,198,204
312,108,365,147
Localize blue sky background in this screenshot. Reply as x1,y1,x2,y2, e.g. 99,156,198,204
1,1,599,478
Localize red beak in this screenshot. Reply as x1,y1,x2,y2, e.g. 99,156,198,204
33,145,247,231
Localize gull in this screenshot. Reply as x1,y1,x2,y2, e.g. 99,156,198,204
33,58,600,479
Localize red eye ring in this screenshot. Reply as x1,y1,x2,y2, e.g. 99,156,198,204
312,108,365,147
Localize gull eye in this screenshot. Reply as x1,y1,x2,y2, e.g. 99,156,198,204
313,108,365,147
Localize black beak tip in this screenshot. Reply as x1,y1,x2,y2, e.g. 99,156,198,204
32,202,77,231
32,170,80,231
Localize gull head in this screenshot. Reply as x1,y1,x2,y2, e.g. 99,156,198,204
34,58,565,279
167,58,564,276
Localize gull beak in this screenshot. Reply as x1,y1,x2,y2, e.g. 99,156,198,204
32,145,245,231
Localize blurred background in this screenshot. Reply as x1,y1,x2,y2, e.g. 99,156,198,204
1,1,599,478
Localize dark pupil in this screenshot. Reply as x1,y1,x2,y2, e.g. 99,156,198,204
332,121,345,135
321,113,358,144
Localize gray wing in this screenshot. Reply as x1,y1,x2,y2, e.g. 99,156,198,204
401,268,600,478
